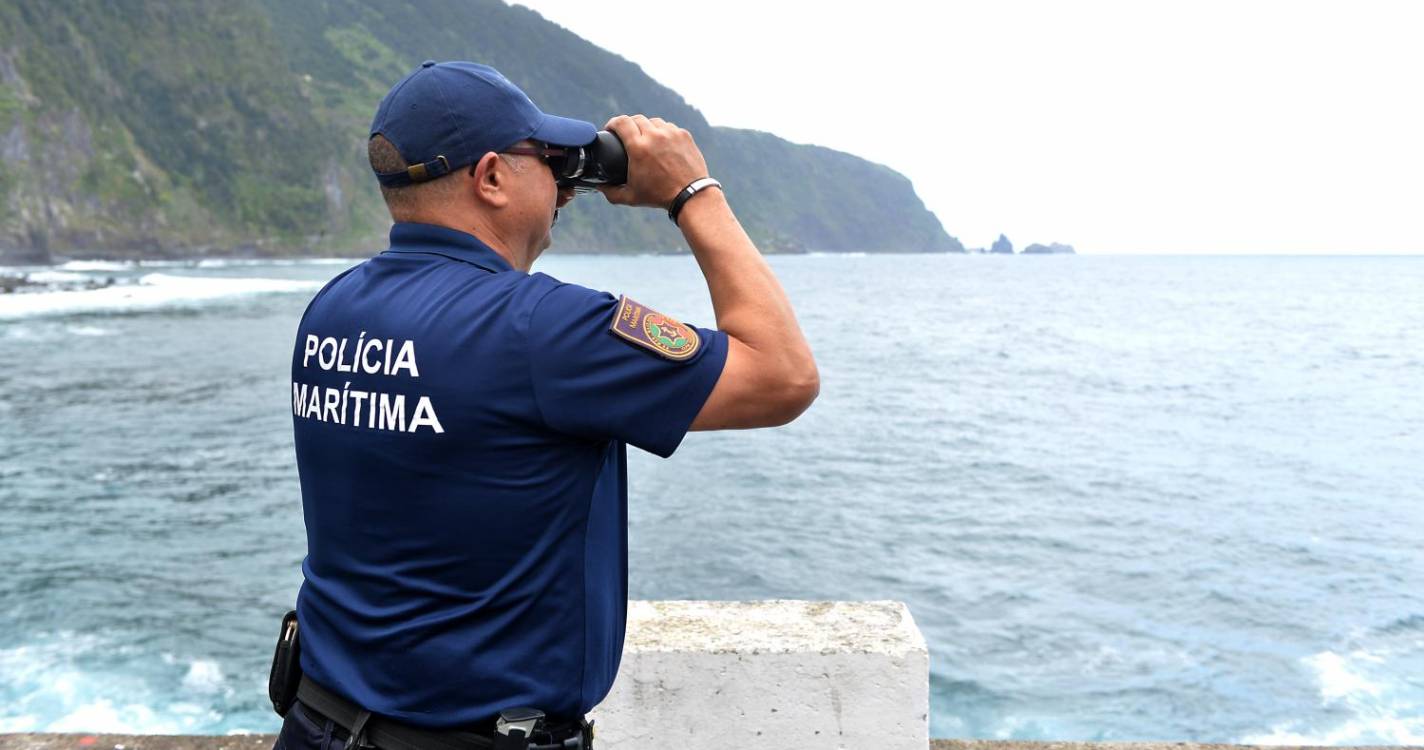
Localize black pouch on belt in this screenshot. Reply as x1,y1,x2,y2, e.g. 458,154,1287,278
268,609,302,717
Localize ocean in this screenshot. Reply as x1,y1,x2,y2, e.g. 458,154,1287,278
1,253,1421,743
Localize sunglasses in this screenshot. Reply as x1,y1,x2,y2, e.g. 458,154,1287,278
484,143,580,184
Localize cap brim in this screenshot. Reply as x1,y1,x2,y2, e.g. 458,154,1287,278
531,113,597,147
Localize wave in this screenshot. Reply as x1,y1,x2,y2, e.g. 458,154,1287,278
25,271,92,284
1378,613,1424,635
0,633,232,734
2,323,115,341
0,273,322,320
56,260,136,272
195,258,359,268
1239,649,1424,745
66,325,113,336
46,258,357,272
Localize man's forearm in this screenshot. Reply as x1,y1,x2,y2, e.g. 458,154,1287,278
678,189,812,369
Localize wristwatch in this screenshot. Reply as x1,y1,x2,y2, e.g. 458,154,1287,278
668,177,722,226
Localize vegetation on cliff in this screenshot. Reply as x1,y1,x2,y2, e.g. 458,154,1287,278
0,0,962,262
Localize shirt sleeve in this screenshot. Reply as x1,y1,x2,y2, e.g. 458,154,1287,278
524,281,729,458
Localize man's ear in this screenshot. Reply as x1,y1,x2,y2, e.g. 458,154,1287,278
470,152,510,208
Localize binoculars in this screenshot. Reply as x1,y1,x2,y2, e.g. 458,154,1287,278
551,130,627,194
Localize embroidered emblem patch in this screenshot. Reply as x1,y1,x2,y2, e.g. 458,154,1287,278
609,295,701,361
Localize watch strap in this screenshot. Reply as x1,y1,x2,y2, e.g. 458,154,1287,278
667,177,722,226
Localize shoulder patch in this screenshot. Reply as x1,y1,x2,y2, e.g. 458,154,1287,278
608,295,701,361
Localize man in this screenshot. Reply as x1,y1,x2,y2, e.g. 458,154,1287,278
278,60,817,750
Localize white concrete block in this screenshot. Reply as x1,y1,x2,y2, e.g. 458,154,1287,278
587,600,929,750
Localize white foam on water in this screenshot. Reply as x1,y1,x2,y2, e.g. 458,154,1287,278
1310,650,1384,701
0,714,38,732
1,322,112,340
0,272,322,320
1240,648,1424,746
25,271,92,284
0,633,228,734
133,259,196,268
180,660,225,694
41,698,223,734
195,257,359,268
56,260,135,272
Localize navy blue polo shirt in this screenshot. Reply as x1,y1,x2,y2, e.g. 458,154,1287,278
290,222,728,727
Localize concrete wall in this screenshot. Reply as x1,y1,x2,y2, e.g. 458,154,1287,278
589,600,929,749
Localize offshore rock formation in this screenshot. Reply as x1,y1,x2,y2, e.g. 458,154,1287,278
1022,242,1076,254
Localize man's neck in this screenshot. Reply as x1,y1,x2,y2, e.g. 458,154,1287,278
464,219,525,270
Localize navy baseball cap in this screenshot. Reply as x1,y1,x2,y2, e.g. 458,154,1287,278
370,60,597,188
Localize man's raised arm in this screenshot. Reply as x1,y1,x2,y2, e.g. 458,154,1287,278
599,114,819,429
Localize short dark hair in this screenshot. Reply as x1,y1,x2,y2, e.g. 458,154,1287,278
367,134,462,216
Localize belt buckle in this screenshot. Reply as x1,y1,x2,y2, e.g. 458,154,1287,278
494,707,544,750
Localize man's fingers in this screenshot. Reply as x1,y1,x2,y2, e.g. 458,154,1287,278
603,115,639,142
600,113,646,140
607,114,680,142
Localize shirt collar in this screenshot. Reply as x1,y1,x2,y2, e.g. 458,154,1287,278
383,222,515,274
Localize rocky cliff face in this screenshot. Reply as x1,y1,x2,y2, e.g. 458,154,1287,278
0,1,962,263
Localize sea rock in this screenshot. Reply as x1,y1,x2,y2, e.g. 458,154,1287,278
990,234,1014,254
1021,242,1076,255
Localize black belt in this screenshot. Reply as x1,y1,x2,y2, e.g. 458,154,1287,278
295,675,592,750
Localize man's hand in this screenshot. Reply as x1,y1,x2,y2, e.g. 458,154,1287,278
597,115,709,209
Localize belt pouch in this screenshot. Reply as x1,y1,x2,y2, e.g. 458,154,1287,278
268,609,303,717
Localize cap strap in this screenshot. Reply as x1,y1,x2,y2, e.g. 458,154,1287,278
375,155,451,187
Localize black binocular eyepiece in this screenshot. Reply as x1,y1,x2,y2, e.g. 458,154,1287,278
550,130,627,194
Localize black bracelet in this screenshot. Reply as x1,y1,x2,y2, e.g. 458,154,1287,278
667,177,723,226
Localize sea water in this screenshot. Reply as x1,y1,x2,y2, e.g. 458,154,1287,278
0,254,1420,743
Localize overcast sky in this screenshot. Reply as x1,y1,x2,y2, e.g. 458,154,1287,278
512,0,1422,254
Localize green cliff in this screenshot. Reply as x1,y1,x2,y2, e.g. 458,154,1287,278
0,0,963,263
